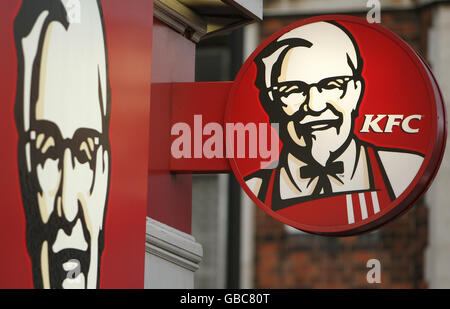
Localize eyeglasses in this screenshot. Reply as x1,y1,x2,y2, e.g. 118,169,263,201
25,120,106,170
267,76,355,107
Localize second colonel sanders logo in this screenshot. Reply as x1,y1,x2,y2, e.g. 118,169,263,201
226,16,446,235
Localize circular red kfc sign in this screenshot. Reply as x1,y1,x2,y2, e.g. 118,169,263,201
226,15,446,236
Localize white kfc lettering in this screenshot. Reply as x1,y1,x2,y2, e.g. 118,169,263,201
360,114,421,133
360,114,386,133
384,115,403,133
402,115,422,133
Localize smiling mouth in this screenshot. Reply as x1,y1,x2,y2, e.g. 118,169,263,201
62,258,86,288
46,247,89,288
300,119,340,131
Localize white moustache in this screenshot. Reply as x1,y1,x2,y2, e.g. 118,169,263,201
299,109,340,125
52,219,88,253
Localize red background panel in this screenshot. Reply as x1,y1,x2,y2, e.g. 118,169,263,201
169,82,233,173
100,0,153,289
0,0,153,288
0,1,31,288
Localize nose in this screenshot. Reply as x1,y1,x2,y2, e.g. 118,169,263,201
59,148,79,222
306,86,328,113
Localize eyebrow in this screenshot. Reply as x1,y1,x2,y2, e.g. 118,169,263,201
277,75,353,85
31,119,102,140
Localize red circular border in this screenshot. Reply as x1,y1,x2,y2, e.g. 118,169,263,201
225,15,446,236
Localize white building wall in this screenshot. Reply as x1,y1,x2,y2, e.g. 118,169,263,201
239,22,260,289
426,3,450,289
144,218,203,289
191,175,229,289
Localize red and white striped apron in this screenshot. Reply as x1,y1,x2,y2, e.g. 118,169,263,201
263,146,392,228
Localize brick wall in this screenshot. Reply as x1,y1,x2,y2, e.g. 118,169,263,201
254,8,431,289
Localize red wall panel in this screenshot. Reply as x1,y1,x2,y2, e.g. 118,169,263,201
148,19,195,234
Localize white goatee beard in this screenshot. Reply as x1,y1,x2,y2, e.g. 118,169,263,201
310,127,347,166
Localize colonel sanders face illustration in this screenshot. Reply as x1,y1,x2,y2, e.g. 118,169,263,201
14,0,111,289
246,21,424,213
254,21,364,167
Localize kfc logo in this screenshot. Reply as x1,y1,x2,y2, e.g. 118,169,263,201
360,114,422,133
14,0,110,288
226,16,445,235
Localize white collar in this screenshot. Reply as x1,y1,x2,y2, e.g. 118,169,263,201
279,138,371,199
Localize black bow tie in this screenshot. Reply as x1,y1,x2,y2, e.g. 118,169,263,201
300,161,344,196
